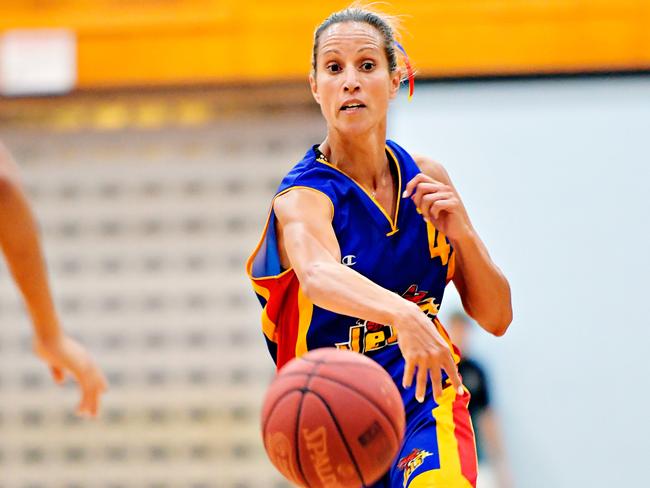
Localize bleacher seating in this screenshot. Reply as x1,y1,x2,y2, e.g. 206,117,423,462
0,110,325,488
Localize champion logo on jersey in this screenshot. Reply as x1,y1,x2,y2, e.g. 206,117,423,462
342,255,356,266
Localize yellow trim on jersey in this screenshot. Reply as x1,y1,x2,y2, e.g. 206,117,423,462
246,186,334,344
250,281,277,341
385,145,402,232
408,387,475,488
245,185,335,282
295,287,314,357
315,144,401,236
426,221,451,265
435,318,461,364
446,251,456,281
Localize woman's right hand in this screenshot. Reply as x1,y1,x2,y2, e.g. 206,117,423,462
393,302,463,402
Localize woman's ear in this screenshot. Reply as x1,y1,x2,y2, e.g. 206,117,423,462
389,69,401,100
309,73,320,104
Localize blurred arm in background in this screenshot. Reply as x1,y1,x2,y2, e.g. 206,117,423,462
0,141,107,417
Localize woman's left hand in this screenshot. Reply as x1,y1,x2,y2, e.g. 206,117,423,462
403,173,473,242
34,333,108,417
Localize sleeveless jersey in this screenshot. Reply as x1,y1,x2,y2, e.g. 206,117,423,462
246,139,461,413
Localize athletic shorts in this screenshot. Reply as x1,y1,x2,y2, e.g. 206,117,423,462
370,385,478,488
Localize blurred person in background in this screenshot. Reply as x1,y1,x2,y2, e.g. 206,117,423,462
0,141,107,417
448,310,514,488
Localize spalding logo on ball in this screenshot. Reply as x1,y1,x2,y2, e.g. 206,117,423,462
261,348,406,488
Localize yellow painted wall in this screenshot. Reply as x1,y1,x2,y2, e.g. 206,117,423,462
0,1,648,89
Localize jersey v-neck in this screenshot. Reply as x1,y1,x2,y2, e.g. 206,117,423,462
313,144,402,236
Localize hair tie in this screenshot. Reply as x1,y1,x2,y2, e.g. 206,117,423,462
394,40,414,101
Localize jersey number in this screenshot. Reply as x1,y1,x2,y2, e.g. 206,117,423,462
427,223,451,265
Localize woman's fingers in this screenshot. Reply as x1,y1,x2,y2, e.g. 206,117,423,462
402,357,417,389
431,199,458,220
404,177,454,223
86,385,99,417
420,192,454,221
403,173,432,198
410,182,446,210
442,356,464,395
398,311,464,402
404,173,447,199
429,367,443,401
35,335,108,417
71,361,106,417
50,366,65,384
415,363,429,403
76,377,92,416
84,366,107,417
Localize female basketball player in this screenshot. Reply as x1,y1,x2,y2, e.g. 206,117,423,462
247,5,512,487
0,142,107,417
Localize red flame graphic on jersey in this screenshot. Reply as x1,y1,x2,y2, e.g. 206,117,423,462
365,285,427,333
398,448,423,470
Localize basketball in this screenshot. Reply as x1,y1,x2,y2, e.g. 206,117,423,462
261,348,406,488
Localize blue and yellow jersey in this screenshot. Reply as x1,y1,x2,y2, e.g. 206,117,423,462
246,140,460,411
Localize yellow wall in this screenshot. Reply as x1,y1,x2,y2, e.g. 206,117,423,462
0,1,648,89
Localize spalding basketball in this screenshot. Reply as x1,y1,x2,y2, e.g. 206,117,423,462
261,348,405,487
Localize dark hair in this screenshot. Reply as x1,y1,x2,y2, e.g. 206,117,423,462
311,4,401,76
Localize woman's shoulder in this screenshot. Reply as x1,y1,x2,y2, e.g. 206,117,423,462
410,153,452,185
273,147,342,215
386,140,451,184
273,157,336,224
279,147,336,188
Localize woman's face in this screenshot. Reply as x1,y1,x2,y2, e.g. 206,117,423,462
310,22,401,137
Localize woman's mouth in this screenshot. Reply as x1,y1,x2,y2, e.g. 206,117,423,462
340,103,366,112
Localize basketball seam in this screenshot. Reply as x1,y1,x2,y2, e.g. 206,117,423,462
262,382,304,440
295,390,310,487
306,390,368,487
262,358,319,436
261,389,309,487
316,374,402,449
302,354,400,439
275,371,402,444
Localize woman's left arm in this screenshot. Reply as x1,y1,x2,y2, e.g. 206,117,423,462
404,155,512,336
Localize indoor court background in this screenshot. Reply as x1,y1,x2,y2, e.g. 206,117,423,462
1,2,649,488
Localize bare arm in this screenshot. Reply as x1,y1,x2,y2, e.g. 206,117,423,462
0,143,61,340
274,188,463,401
275,189,409,326
0,142,107,416
406,156,512,336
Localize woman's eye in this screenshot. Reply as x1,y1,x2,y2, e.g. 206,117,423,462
361,62,375,71
327,63,341,73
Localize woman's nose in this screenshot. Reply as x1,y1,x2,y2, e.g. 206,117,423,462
342,68,361,92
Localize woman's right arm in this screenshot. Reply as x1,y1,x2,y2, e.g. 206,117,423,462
274,189,463,401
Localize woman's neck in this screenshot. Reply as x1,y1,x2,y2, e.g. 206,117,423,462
318,128,389,192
